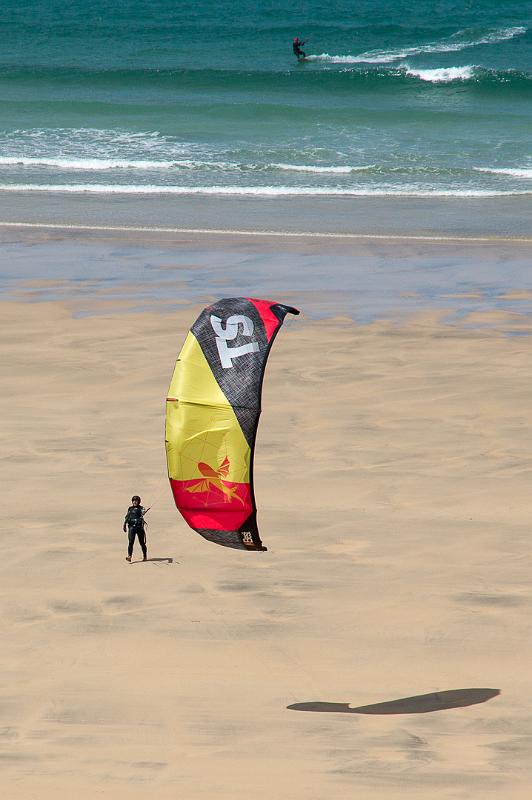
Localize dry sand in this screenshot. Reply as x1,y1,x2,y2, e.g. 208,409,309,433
2,243,532,798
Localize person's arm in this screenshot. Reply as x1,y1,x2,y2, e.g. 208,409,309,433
123,508,130,532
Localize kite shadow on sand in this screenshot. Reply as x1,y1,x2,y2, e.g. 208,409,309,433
287,688,500,715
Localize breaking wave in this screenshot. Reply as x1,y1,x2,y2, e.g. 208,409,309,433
475,167,532,179
0,183,529,197
0,156,376,175
402,65,475,82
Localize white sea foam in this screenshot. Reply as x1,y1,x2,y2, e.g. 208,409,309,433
309,26,526,64
0,156,233,171
474,167,532,179
0,156,182,170
0,128,202,166
270,163,374,174
403,65,475,83
0,156,376,175
0,183,529,198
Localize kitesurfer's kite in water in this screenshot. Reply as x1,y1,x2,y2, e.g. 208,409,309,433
165,297,299,551
293,37,306,60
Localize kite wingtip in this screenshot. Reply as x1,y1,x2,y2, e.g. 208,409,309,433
284,304,300,316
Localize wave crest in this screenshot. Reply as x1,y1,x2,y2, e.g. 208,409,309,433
0,183,529,198
475,167,532,179
0,155,376,175
403,65,475,83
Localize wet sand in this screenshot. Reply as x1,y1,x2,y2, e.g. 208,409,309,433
1,191,532,237
2,225,532,324
2,226,532,799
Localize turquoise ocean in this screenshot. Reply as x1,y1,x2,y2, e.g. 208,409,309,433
1,0,531,199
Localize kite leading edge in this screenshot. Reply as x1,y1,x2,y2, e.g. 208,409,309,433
165,297,299,551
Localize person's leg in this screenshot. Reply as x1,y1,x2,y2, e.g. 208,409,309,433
138,529,147,560
127,528,135,560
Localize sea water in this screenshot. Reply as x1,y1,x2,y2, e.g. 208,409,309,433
0,0,531,198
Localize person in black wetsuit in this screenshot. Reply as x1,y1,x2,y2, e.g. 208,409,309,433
123,495,147,562
293,37,306,60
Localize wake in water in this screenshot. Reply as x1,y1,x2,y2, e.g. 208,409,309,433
307,25,526,65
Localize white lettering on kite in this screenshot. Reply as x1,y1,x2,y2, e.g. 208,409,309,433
210,314,260,368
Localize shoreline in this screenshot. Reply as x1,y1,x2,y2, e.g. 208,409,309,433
1,192,532,238
2,219,532,244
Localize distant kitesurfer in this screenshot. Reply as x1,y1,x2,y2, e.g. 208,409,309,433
293,37,306,60
123,495,148,562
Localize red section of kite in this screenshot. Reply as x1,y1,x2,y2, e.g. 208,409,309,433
246,298,282,341
169,455,252,531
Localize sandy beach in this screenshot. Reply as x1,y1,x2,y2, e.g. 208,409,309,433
2,221,532,798
3,0,532,794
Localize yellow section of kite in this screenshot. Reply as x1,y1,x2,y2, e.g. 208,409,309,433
165,332,251,484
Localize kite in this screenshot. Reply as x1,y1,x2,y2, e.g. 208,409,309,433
165,297,299,551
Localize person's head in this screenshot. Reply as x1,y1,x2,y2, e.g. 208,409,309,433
131,495,141,506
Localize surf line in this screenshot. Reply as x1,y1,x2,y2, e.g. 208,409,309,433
1,220,532,244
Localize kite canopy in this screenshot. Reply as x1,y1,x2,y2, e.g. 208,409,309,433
165,297,299,551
